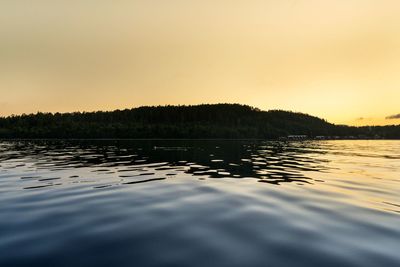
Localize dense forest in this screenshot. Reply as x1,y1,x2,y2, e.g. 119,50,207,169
0,104,399,139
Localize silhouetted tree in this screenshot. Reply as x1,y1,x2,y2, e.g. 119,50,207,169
0,104,398,139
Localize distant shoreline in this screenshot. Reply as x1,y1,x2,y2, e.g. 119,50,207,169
0,104,399,139
1,138,398,142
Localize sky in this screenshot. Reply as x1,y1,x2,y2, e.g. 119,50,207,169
1,0,400,126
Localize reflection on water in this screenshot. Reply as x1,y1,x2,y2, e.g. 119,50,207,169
0,140,399,266
0,140,330,188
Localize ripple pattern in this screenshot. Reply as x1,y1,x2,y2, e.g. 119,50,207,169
0,140,399,267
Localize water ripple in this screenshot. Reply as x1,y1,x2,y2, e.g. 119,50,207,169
0,140,399,266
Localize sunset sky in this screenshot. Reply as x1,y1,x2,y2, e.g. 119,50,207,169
1,0,400,126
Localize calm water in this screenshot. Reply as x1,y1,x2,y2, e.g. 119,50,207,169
0,140,399,267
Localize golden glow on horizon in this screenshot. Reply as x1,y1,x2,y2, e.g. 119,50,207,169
1,0,400,126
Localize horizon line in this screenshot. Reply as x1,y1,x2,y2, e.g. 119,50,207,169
1,103,399,128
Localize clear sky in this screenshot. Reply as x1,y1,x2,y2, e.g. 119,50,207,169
1,0,400,126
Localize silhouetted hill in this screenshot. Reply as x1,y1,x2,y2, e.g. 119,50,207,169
0,104,399,139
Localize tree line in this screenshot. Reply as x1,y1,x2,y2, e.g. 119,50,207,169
0,104,399,139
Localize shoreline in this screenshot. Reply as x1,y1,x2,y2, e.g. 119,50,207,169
1,138,398,141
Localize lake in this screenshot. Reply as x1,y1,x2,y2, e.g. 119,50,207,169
0,140,399,266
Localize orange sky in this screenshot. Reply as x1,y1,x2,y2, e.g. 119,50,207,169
1,0,400,126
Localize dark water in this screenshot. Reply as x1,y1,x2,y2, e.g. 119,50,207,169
0,140,399,267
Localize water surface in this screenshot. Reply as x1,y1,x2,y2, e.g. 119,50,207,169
0,140,399,266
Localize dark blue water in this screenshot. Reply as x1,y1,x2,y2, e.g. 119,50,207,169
0,140,399,266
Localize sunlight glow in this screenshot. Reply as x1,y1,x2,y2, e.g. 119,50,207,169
1,0,400,125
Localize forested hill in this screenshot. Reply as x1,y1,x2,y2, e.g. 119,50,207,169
0,104,399,139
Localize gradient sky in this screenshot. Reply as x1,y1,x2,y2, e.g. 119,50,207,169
1,0,400,126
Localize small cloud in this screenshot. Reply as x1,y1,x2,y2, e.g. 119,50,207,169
386,114,400,120
356,117,364,121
